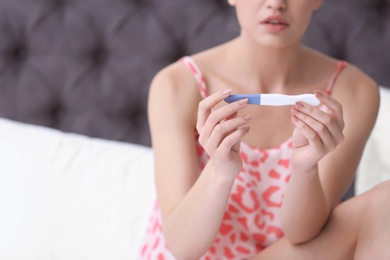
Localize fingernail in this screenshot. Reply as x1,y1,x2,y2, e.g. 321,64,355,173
295,102,304,109
222,88,232,95
238,98,248,106
243,127,250,132
243,114,252,121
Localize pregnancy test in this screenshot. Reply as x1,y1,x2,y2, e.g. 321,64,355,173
224,94,320,106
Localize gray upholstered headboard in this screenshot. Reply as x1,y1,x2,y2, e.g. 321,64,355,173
0,0,389,147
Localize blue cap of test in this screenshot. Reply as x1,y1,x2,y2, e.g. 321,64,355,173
224,94,261,105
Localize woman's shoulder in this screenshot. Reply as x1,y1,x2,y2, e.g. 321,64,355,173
307,47,378,98
334,61,379,104
150,43,227,95
147,56,208,127
331,59,379,136
307,47,379,132
152,43,219,84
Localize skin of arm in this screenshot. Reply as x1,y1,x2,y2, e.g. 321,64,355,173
148,62,251,259
279,65,380,245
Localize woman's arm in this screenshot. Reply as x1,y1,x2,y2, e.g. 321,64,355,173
280,65,380,244
148,63,251,259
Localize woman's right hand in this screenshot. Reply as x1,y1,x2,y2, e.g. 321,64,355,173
196,89,252,178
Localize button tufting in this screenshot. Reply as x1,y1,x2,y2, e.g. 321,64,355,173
216,0,230,8
53,0,66,7
131,0,146,7
7,45,28,62
171,46,187,62
90,47,107,64
377,1,389,14
50,104,62,124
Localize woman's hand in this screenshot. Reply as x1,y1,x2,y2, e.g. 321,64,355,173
290,90,345,173
197,89,252,177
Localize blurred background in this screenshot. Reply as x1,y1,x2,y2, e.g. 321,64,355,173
1,0,389,147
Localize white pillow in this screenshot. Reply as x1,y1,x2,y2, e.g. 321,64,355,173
0,118,155,260
356,86,390,194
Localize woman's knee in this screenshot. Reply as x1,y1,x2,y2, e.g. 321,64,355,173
376,179,390,190
361,180,390,213
354,180,390,257
369,180,390,198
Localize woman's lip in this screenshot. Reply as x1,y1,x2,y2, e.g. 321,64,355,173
261,15,289,25
260,16,289,32
261,23,288,33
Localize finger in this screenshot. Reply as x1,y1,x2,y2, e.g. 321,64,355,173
219,111,238,133
314,90,341,110
205,114,252,151
200,99,248,144
291,108,337,150
225,111,238,122
314,90,344,128
294,102,345,145
197,89,232,131
208,98,248,126
217,127,250,159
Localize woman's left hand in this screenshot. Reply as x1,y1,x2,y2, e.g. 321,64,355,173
290,90,345,173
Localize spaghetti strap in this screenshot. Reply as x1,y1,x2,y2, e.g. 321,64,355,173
181,56,208,99
325,61,347,95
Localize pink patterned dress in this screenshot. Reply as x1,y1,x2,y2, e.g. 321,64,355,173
138,57,346,260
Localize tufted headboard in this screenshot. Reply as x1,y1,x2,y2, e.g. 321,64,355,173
0,0,389,147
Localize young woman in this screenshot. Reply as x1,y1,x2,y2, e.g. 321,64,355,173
139,0,389,259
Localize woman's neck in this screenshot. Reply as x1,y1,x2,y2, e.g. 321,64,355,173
226,38,308,93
